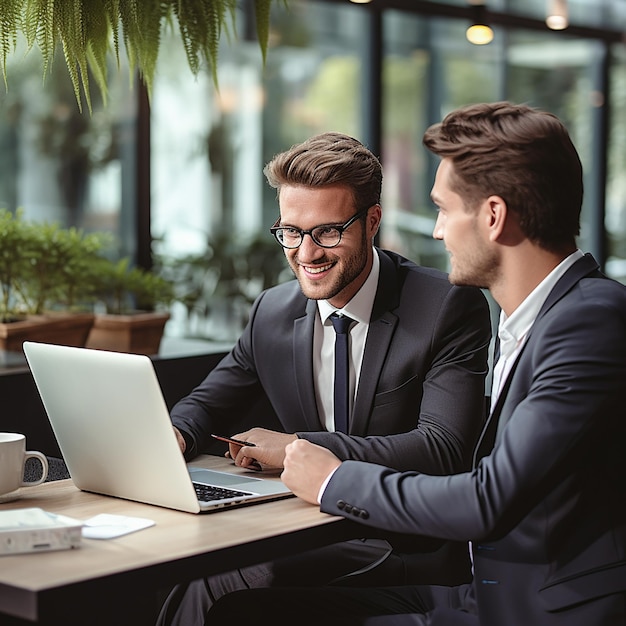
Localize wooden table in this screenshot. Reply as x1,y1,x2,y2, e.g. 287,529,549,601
0,456,359,625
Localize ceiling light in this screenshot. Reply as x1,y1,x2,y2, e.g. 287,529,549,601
546,0,568,30
466,5,494,45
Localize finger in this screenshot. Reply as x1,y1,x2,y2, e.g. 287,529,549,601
236,454,262,471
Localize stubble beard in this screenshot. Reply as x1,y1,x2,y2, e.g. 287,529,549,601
290,233,369,301
448,245,499,291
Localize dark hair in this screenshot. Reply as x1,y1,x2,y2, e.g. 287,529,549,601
423,101,582,252
263,132,382,212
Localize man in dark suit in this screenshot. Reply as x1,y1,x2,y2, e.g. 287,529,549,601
156,133,492,625
207,103,626,625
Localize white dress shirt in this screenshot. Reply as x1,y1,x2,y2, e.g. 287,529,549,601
314,248,380,432
490,249,584,406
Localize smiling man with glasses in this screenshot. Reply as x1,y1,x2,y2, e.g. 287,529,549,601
156,132,492,626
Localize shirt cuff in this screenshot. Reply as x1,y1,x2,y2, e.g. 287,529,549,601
317,465,340,504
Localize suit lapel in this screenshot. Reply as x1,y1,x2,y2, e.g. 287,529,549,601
535,252,600,317
293,299,322,430
351,250,400,435
351,312,397,435
473,355,520,466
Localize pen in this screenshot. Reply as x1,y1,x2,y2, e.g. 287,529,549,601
211,434,257,447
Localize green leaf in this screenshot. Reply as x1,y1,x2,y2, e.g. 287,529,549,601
255,0,272,64
1,0,278,111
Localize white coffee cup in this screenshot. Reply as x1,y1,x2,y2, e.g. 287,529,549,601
0,433,49,502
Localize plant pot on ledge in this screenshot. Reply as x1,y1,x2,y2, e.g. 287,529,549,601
85,312,170,355
0,210,173,356
85,258,174,355
0,209,107,353
0,312,95,353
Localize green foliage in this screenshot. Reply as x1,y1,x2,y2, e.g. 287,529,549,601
94,256,174,315
0,0,276,112
0,208,173,321
254,0,271,64
0,208,29,320
161,232,288,339
0,208,109,320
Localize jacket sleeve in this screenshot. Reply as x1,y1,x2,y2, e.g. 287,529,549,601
170,291,279,460
320,285,626,541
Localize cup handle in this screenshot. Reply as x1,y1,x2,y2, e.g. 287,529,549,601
21,452,49,486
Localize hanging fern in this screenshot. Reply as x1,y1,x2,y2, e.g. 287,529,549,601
0,0,276,113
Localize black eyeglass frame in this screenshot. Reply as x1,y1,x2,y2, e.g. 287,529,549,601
270,206,371,249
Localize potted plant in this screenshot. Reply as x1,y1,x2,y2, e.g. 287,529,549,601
86,257,174,355
0,208,102,351
0,208,174,355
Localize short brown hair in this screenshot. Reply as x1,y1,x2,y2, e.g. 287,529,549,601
263,132,382,212
423,101,582,252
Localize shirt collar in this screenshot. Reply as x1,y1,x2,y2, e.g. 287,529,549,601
318,247,380,325
497,249,584,359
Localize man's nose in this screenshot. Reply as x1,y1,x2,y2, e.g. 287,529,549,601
297,232,326,259
433,214,444,240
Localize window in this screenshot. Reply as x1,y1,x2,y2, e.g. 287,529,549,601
0,40,136,259
1,1,623,348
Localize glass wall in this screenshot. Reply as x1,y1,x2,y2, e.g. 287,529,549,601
379,15,623,274
380,12,504,269
1,0,624,344
0,39,137,259
149,0,626,338
607,44,626,283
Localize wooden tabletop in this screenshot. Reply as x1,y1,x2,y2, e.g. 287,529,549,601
0,455,358,625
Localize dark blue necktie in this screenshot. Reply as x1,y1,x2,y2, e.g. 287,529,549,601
330,313,354,434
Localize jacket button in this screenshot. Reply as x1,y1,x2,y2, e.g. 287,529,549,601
337,500,346,510
359,510,369,519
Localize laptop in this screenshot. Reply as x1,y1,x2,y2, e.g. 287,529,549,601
22,341,293,513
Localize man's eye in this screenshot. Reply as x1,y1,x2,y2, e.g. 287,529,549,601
316,226,337,237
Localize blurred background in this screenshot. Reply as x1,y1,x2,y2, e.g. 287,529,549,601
1,0,624,342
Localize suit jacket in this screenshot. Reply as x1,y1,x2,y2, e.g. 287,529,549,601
173,249,490,474
322,253,626,625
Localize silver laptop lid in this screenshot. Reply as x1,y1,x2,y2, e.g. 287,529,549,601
23,341,291,513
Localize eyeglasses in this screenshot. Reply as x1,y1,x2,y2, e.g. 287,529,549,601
270,206,370,249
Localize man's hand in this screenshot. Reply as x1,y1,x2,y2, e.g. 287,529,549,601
228,428,298,470
173,426,186,454
281,439,341,505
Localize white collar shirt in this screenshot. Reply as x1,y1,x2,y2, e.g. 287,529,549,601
490,249,584,408
314,248,380,432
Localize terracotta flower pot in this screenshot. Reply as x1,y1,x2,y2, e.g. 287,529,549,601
85,312,170,355
0,313,95,352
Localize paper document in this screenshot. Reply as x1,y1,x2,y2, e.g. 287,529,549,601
82,513,155,539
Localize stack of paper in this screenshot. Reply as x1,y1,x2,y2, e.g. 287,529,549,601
0,507,83,555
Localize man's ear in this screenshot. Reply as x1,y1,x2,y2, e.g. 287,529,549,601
485,195,507,243
367,204,382,240
486,195,524,246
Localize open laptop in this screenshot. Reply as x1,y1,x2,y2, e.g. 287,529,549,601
22,341,292,513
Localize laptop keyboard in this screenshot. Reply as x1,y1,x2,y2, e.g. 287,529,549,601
193,482,253,502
